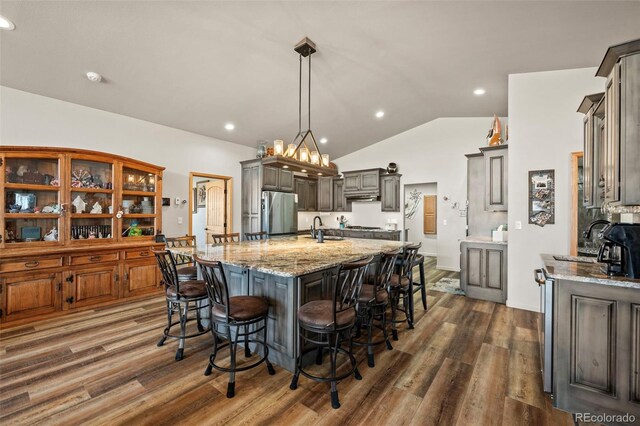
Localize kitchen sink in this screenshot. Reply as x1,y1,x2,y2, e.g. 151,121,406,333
303,236,344,241
553,255,598,264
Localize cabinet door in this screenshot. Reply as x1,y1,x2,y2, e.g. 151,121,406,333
583,113,594,207
2,272,62,322
294,179,307,211
123,259,161,297
307,181,317,211
299,271,326,304
361,170,380,192
278,169,294,193
333,179,344,211
343,173,361,192
604,66,620,203
223,264,249,296
380,175,400,212
484,148,508,211
317,177,333,212
263,166,279,191
242,163,262,234
64,264,119,310
461,242,507,304
620,54,640,205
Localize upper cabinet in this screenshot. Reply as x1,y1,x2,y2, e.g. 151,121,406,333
262,166,294,193
343,169,384,194
587,38,640,206
332,179,351,212
294,178,317,212
317,177,333,212
479,146,508,211
380,174,401,212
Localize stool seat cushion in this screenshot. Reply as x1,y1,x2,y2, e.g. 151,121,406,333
177,265,197,279
166,280,207,298
358,283,389,303
389,274,410,289
298,300,356,330
212,296,269,321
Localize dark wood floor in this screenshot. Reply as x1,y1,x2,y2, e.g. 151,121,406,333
0,285,574,425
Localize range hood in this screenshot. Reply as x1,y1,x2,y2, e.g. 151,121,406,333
345,192,380,201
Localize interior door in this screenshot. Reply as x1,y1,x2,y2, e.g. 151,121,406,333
423,195,437,234
205,180,227,243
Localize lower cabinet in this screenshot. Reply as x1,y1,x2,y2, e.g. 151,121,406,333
1,271,62,322
460,241,507,304
64,264,119,310
123,259,162,297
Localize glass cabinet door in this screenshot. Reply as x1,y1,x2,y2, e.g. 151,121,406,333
68,158,115,242
2,155,62,245
121,166,158,239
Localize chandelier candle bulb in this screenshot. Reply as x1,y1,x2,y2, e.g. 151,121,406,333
299,147,310,162
321,154,329,167
274,140,284,155
287,144,296,157
310,151,320,165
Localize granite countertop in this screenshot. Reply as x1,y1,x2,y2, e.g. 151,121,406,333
321,227,403,233
461,236,508,245
541,253,640,289
169,236,406,277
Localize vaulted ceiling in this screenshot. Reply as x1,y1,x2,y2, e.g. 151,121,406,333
1,1,639,158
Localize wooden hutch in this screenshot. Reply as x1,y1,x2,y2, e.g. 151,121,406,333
0,146,165,324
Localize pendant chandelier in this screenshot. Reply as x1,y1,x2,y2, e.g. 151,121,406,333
262,37,338,177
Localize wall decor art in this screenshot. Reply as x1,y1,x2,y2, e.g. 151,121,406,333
196,181,207,208
404,189,422,219
529,169,555,227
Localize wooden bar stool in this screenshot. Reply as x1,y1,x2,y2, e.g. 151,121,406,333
152,248,210,361
388,243,421,340
411,254,427,310
245,231,267,241
165,235,197,281
211,233,241,244
355,248,401,368
195,255,275,398
290,256,374,409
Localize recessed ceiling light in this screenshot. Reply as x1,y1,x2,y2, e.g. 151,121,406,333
0,15,15,31
320,138,328,144
301,169,307,173
282,165,289,169
86,72,102,83
473,88,486,96
375,110,385,119
318,173,323,176
224,123,235,131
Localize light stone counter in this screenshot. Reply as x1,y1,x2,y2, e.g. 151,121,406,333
169,235,406,277
541,253,640,289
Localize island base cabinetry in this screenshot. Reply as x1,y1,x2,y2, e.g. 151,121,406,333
553,279,640,420
460,241,507,304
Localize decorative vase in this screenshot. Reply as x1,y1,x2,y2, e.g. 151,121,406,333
387,162,398,174
488,115,504,146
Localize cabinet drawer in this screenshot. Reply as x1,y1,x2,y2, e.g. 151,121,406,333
124,249,154,260
69,252,120,266
0,256,64,273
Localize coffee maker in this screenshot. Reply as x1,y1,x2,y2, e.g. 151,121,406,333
597,223,640,279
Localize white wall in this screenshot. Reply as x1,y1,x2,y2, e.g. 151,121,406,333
0,87,255,237
331,117,498,271
507,68,604,312
404,182,438,256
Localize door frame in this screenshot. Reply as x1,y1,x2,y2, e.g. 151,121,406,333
570,151,583,256
188,172,233,238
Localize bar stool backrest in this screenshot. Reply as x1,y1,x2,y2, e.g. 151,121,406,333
211,233,241,244
245,231,267,241
333,256,374,325
195,256,231,321
376,248,402,291
152,248,180,294
165,235,196,265
399,243,422,278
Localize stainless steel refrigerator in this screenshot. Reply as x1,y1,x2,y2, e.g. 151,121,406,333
262,191,298,235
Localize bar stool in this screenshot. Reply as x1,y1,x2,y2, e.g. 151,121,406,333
152,248,210,361
195,255,275,398
245,231,267,241
355,248,401,368
290,256,374,409
211,233,241,244
411,254,427,310
165,235,198,281
388,243,422,340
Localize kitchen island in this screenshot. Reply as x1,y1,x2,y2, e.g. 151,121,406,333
170,236,407,371
540,254,640,421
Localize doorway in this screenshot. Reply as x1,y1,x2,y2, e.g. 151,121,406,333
403,182,438,256
188,172,233,245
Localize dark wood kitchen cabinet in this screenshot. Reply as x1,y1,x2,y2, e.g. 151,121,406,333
262,165,294,193
460,241,507,304
317,177,333,212
294,178,317,212
332,179,351,212
380,174,401,212
343,169,384,194
578,93,605,208
479,146,508,212
241,160,263,236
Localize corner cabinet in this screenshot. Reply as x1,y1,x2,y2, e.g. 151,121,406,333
460,241,507,304
479,146,508,211
380,174,401,212
0,146,165,324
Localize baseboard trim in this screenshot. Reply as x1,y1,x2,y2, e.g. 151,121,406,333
436,264,460,272
506,299,541,313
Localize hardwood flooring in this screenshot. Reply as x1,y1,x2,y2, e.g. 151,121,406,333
0,282,574,425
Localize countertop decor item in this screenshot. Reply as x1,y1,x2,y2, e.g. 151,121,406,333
487,115,504,146
386,162,398,174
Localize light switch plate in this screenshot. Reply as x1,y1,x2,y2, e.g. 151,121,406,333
515,221,522,230
443,219,448,226
177,217,183,224
175,197,181,205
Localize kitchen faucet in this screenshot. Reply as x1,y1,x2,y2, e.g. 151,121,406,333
583,219,611,239
311,216,323,238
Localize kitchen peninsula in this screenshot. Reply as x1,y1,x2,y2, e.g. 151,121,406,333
169,236,406,371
